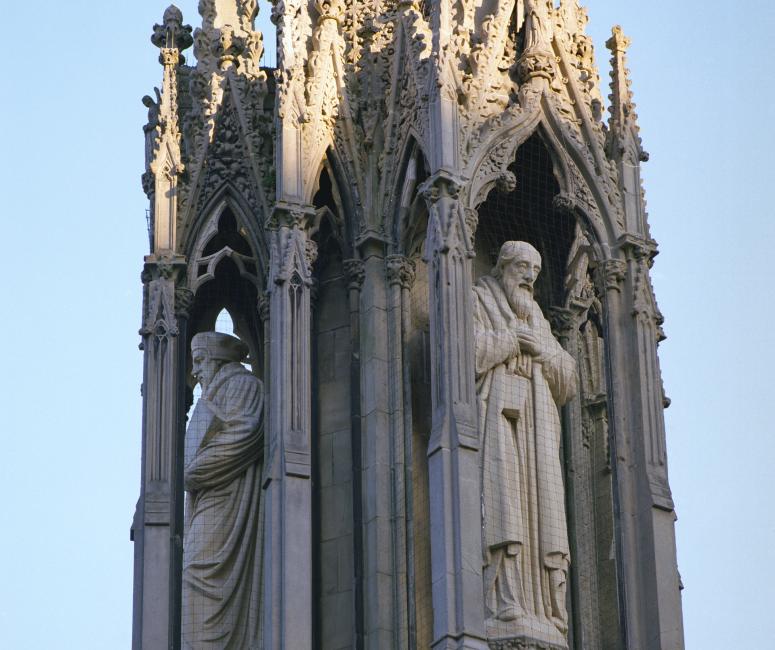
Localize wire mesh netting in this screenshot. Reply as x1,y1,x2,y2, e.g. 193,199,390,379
310,213,356,649
181,208,265,648
473,133,578,644
174,132,589,646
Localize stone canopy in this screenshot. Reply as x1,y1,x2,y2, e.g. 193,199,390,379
131,1,684,648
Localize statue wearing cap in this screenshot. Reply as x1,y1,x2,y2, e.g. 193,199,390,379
474,241,577,646
182,331,264,649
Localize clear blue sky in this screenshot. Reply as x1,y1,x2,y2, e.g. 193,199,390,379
0,1,772,647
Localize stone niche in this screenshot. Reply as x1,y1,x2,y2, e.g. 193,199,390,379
132,2,684,649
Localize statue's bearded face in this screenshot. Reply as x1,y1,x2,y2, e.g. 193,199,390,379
192,348,221,390
499,253,542,322
501,255,541,293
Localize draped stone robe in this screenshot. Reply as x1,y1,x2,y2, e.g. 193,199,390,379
182,362,264,649
473,275,576,641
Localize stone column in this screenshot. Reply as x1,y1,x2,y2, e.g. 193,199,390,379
599,253,684,649
262,204,316,650
356,231,396,649
548,305,606,649
132,256,189,650
343,257,366,646
594,258,637,649
133,10,194,646
619,238,685,649
386,254,417,647
548,308,585,646
422,175,487,650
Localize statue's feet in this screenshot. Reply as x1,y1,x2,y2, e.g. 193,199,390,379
497,605,520,622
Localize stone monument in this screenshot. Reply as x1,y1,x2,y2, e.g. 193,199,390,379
182,332,264,649
475,242,576,647
131,1,685,648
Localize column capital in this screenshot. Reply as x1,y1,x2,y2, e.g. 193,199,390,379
595,258,627,294
142,254,187,283
174,288,194,319
266,201,316,230
386,255,416,290
268,221,316,285
420,173,476,257
140,255,188,341
418,170,467,204
548,306,578,340
343,258,366,291
617,233,658,264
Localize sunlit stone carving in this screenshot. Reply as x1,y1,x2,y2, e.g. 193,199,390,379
132,1,686,645
474,242,577,648
182,332,264,649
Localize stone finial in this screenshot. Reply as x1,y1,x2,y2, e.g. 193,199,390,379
606,24,631,54
152,5,194,52
606,25,635,131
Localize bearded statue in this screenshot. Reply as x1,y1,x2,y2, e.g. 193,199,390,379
473,241,577,647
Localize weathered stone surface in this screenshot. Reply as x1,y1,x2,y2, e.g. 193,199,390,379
133,2,684,648
474,242,576,648
182,332,264,648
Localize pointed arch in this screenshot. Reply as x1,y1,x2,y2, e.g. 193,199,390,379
183,188,267,397
388,135,431,257
185,184,268,288
307,147,359,258
466,103,620,259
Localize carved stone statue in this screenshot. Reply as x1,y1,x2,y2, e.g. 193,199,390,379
182,332,264,649
474,242,577,646
141,88,161,167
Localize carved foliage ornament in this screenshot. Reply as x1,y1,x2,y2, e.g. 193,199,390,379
257,291,270,323
190,85,263,226
596,259,626,294
175,288,195,319
386,255,416,289
343,258,366,291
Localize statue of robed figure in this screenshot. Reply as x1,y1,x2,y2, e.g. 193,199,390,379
474,242,577,647
182,332,264,649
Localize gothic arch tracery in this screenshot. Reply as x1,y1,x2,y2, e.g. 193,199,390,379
133,3,684,648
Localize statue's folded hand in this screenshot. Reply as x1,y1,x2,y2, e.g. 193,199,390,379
515,327,540,357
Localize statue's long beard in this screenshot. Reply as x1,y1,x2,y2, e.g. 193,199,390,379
505,285,536,324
